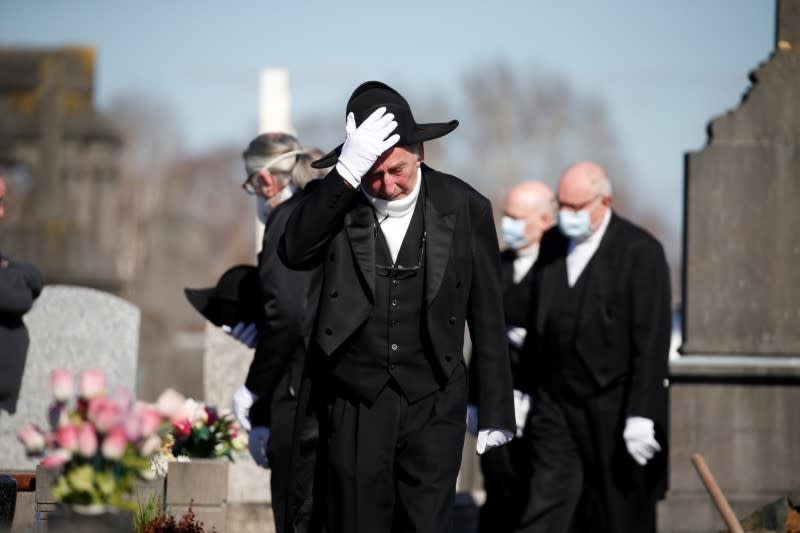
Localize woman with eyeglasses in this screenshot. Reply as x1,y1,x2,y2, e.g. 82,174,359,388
229,132,327,533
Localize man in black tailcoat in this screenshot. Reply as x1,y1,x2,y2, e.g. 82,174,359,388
515,161,671,533
279,81,515,533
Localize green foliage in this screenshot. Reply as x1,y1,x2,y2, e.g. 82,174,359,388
134,493,164,533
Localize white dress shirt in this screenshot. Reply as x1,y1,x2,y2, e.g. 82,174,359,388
513,243,540,284
566,209,612,287
362,168,422,262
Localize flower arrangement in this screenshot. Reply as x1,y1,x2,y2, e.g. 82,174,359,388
155,389,247,464
17,369,170,512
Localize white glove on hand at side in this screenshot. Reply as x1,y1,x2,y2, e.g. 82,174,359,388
222,321,258,349
248,426,271,468
336,107,400,188
513,390,531,437
476,428,514,455
623,416,661,466
232,384,257,432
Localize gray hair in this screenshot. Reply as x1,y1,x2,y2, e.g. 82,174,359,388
242,132,324,190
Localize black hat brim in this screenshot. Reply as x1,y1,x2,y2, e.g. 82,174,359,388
311,120,459,169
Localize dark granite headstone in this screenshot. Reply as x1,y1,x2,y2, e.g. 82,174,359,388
683,0,800,356
0,475,16,530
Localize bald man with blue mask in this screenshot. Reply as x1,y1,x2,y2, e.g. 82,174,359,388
468,180,555,533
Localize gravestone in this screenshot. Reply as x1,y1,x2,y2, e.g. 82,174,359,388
660,2,800,532
0,285,139,471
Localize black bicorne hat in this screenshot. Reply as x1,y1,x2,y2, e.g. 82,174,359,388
184,265,261,328
311,81,459,169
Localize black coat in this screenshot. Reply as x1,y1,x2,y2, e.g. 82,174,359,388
0,252,43,414
279,165,516,532
520,212,671,499
247,193,322,427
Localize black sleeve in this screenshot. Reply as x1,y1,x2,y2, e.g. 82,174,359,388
0,258,43,315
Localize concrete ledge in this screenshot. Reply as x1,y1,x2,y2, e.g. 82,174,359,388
670,355,800,378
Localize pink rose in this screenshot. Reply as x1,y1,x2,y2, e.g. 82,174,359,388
137,406,163,437
139,435,161,456
77,424,98,458
79,370,106,399
56,424,79,452
87,397,121,433
172,419,192,439
40,449,72,468
101,428,128,460
17,424,46,455
49,369,73,403
156,389,185,418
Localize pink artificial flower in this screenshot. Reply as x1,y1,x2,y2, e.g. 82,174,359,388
87,397,121,433
137,405,163,437
101,428,128,461
113,387,134,412
77,424,98,458
17,424,46,455
79,370,106,399
124,415,142,442
205,406,218,425
172,419,192,439
156,388,185,418
49,369,73,403
56,424,79,452
139,435,161,456
40,449,72,468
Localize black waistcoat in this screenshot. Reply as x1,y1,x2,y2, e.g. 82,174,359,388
330,190,438,405
544,259,599,400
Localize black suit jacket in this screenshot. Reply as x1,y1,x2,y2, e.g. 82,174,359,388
247,193,322,427
520,212,671,497
280,164,515,431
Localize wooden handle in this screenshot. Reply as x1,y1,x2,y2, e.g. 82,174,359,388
691,453,744,533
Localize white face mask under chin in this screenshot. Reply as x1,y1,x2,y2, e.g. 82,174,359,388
256,196,272,224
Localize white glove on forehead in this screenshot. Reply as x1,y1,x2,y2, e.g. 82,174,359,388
336,107,400,188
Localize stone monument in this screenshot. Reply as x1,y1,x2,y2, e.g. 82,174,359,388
660,2,800,532
0,286,139,471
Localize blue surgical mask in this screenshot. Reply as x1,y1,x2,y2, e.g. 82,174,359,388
558,209,591,240
501,216,527,250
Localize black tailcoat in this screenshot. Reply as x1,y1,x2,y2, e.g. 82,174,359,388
516,212,671,533
279,165,515,532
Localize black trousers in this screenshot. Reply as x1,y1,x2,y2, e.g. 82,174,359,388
318,367,467,533
515,385,656,533
478,436,530,533
267,374,299,533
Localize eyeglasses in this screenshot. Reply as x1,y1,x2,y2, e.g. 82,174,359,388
558,194,600,212
375,230,427,279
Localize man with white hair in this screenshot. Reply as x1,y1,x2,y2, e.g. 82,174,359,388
515,162,671,533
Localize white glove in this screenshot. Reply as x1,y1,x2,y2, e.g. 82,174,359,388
335,107,400,188
232,384,257,432
513,390,531,437
507,327,527,349
222,321,258,349
248,426,271,468
476,428,514,455
623,416,661,466
465,405,479,436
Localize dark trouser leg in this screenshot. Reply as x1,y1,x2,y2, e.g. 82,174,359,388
563,385,657,533
479,437,529,533
393,365,467,533
515,389,582,533
268,389,298,533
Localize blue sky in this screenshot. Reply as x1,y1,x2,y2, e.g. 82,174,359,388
0,0,776,261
